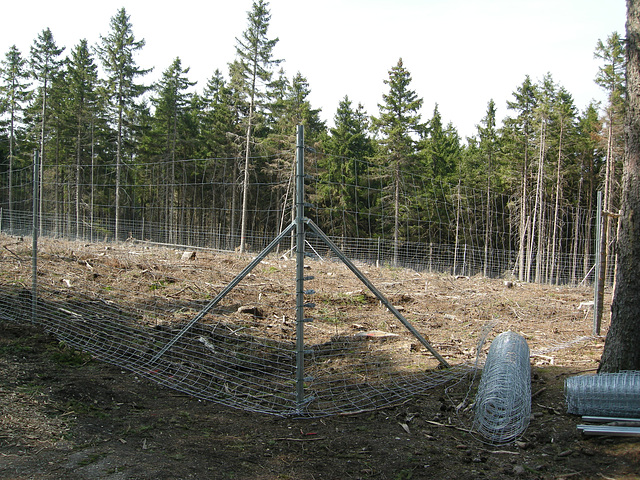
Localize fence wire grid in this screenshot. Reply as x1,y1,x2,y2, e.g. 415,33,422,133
0,146,616,286
0,135,608,419
1,234,477,417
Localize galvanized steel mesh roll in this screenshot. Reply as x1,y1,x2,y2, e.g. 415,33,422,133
565,371,640,417
473,331,531,444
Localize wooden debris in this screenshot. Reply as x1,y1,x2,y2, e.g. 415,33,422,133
181,251,196,261
578,301,594,311
353,330,399,339
237,305,263,317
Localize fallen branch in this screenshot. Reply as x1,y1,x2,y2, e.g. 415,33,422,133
556,472,584,479
3,245,23,262
479,448,520,455
531,387,547,399
424,419,473,434
274,436,325,441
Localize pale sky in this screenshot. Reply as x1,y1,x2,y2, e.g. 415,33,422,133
1,0,626,140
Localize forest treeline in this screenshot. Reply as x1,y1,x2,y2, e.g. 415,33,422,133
0,1,625,283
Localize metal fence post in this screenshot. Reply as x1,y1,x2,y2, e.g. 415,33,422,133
593,190,602,335
295,125,308,411
32,151,39,323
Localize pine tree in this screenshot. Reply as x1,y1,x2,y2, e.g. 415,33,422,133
0,45,31,230
96,7,150,240
233,0,281,252
372,58,424,265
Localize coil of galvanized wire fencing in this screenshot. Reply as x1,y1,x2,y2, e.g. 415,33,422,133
565,371,640,417
472,331,531,444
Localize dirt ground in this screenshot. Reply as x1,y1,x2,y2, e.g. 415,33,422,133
1,236,639,479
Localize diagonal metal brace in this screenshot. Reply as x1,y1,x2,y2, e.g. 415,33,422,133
306,218,450,369
149,221,296,364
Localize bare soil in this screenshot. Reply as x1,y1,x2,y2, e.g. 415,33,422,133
1,236,639,479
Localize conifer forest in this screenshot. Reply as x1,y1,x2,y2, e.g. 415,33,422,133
0,2,625,285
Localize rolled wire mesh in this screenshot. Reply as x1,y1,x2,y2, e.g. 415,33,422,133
473,331,531,444
565,371,640,417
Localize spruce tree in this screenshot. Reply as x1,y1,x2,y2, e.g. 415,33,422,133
595,32,625,216
0,45,31,229
197,69,242,237
372,58,424,265
233,0,281,252
600,0,640,372
150,57,195,244
200,69,238,157
30,28,64,232
548,86,577,284
65,39,100,238
572,103,603,283
266,71,325,237
530,73,556,283
503,75,538,281
422,104,460,180
593,32,626,326
318,95,374,238
96,7,150,240
477,99,499,277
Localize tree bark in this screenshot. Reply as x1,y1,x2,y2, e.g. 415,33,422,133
600,0,640,372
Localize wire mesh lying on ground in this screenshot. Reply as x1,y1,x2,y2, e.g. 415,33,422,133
0,238,471,417
472,331,531,444
565,371,640,417
0,235,601,418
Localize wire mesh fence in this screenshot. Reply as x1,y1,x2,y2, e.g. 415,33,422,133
0,137,609,419
0,147,615,286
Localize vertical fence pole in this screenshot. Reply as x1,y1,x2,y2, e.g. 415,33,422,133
593,192,604,335
295,125,307,411
32,151,40,323
593,190,602,335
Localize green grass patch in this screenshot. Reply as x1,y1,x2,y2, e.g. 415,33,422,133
47,342,93,366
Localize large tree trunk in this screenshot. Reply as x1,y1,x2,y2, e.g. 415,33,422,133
599,0,640,372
